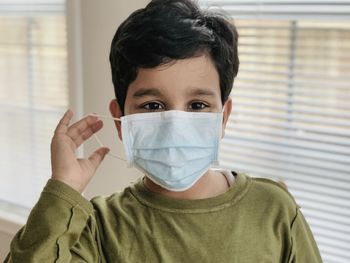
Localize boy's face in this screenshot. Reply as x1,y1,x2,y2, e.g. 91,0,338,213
110,54,232,140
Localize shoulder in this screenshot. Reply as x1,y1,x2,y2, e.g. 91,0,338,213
240,173,299,219
251,175,297,205
89,186,137,214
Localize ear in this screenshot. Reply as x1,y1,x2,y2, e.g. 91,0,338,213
109,99,123,141
221,97,232,139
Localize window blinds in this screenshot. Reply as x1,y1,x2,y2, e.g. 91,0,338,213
200,0,350,20
0,0,68,209
199,1,350,263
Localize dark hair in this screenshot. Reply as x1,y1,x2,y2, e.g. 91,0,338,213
109,0,239,114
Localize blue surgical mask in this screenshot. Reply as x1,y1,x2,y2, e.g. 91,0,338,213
91,110,223,191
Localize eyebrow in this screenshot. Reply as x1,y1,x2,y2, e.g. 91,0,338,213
132,87,216,98
188,88,216,97
132,88,162,98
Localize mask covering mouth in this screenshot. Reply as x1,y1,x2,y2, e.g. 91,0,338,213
89,109,223,192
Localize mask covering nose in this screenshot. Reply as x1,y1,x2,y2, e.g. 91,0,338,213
89,110,223,192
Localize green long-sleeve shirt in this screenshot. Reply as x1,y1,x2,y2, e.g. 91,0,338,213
5,171,322,262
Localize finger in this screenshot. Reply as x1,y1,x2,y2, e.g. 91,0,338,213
88,147,110,171
73,120,103,148
54,109,73,134
67,115,99,141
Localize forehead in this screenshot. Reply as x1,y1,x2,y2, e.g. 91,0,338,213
127,54,220,97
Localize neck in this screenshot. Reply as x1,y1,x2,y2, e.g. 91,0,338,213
143,169,230,200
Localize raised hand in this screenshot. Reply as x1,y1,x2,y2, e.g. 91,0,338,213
50,109,110,193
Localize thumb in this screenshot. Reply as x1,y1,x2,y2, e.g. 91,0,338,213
88,147,110,171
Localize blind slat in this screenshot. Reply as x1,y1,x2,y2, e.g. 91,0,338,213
210,15,350,260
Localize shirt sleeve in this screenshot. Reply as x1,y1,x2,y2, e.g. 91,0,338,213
288,208,323,263
4,178,102,263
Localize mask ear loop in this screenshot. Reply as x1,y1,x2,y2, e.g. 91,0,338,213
88,113,126,161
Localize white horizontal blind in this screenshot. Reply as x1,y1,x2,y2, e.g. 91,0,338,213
200,0,350,20
0,0,68,209
200,1,350,263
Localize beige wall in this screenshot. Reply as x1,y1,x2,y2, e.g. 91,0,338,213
0,0,149,260
78,0,149,200
68,0,150,199
0,232,12,261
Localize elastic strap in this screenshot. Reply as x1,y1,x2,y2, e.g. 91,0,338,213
88,113,126,161
89,113,121,122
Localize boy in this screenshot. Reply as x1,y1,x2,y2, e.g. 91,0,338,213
5,0,322,262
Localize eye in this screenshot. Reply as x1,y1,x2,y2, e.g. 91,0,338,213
189,102,208,111
142,102,165,111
